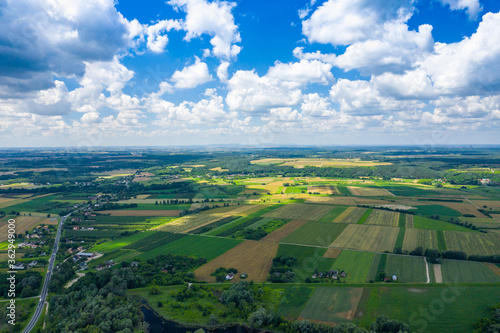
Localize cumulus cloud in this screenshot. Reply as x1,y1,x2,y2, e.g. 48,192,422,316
168,0,241,59
217,61,230,83
171,58,213,89
145,19,182,53
267,59,333,88
440,0,482,19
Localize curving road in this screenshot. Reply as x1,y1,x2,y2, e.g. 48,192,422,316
22,215,67,333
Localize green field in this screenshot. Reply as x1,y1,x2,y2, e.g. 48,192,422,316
413,216,472,232
440,259,500,283
444,230,500,256
276,244,336,281
411,204,462,217
318,206,348,222
121,203,191,210
402,228,438,252
394,227,406,249
356,209,373,224
6,194,63,213
436,230,447,251
137,234,242,261
300,287,363,323
281,222,347,247
384,255,427,283
276,287,315,320
91,231,155,252
331,250,375,283
358,286,500,333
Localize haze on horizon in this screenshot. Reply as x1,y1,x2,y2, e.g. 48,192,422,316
1,0,500,147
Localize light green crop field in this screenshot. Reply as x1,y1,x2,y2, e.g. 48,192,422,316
91,231,155,252
263,203,335,221
330,224,400,252
440,259,500,283
444,230,500,256
276,287,315,320
402,228,438,252
276,244,335,281
364,210,399,227
413,216,472,232
318,206,348,222
281,222,347,247
330,250,375,283
383,255,427,283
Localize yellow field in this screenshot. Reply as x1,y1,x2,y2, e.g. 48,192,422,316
307,186,339,194
262,220,308,242
330,225,400,252
444,231,500,256
202,204,268,216
209,167,229,172
305,196,357,206
347,187,394,197
485,263,500,277
323,248,342,258
471,200,500,210
250,158,392,168
419,201,487,218
333,207,356,223
406,215,414,228
402,229,438,252
365,210,399,227
194,240,278,282
99,210,181,217
0,216,58,242
154,214,223,233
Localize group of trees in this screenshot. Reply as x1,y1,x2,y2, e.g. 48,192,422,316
474,303,500,332
48,261,76,293
0,271,42,298
268,255,297,283
395,246,500,264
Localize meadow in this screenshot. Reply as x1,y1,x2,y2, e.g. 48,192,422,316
383,255,427,283
331,250,375,283
281,222,347,247
331,225,400,252
440,259,500,283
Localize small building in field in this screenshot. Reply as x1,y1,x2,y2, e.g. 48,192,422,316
225,273,234,280
392,275,397,281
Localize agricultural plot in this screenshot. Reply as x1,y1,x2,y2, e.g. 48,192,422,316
402,229,438,252
471,200,500,210
332,207,356,222
484,263,500,277
138,235,242,261
411,204,462,217
188,216,239,234
334,207,368,224
99,210,181,217
154,214,223,233
194,240,278,282
202,204,268,216
361,286,500,333
263,203,334,221
444,231,500,256
318,206,348,222
331,250,375,283
413,216,471,232
384,255,427,283
348,187,394,197
440,260,500,283
323,248,342,259
281,222,347,247
331,225,400,252
276,244,336,280
366,254,385,282
125,232,186,252
433,264,443,283
91,231,155,252
277,287,315,320
307,185,338,194
364,210,400,227
421,201,487,218
250,158,391,168
261,219,308,242
305,196,357,206
405,214,414,228
0,216,58,242
300,287,364,323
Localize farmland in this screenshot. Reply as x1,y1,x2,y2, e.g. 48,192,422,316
263,203,334,221
331,250,375,283
348,187,394,197
0,215,58,242
154,214,223,233
412,215,471,232
440,259,500,283
250,158,392,168
402,228,439,252
300,287,364,323
276,244,335,281
318,206,347,222
383,255,427,282
334,207,368,224
99,209,181,216
331,225,400,252
281,222,347,247
444,231,500,256
262,219,308,242
364,210,400,227
194,240,278,282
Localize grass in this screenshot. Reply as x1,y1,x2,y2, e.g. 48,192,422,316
277,287,315,320
357,209,373,224
331,225,400,252
318,206,348,222
137,234,243,261
338,207,368,224
384,255,427,283
91,231,155,252
366,254,382,282
188,215,239,234
331,250,375,283
413,216,472,232
281,222,347,247
337,186,352,195
436,230,447,251
398,213,406,227
276,244,336,281
440,259,500,283
402,229,438,252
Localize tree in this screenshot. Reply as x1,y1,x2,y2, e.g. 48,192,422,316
149,285,161,295
209,313,218,326
370,315,410,333
47,214,51,218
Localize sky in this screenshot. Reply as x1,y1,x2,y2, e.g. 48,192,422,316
1,0,500,147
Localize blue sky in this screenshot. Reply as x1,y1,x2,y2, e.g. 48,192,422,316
0,0,500,147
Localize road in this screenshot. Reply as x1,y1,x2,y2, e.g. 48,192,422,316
22,215,66,333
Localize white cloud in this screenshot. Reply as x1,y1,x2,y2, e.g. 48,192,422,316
168,0,241,59
145,19,182,53
440,0,482,20
267,59,333,88
35,81,68,105
171,58,213,89
217,61,230,83
293,47,337,65
225,70,303,112
301,93,336,117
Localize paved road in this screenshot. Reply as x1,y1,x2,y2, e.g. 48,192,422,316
22,215,67,333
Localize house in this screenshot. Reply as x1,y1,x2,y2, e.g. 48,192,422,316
11,263,25,270
76,252,95,258
73,226,79,230
340,271,347,278
225,273,234,280
28,261,38,268
131,261,139,268
392,275,397,281
240,273,247,279
311,274,317,279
